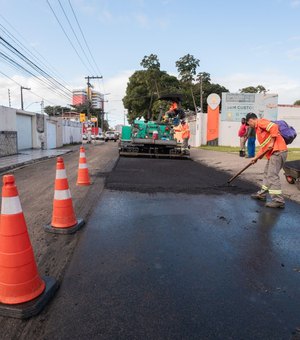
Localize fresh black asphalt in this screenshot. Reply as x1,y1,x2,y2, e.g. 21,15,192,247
40,157,300,339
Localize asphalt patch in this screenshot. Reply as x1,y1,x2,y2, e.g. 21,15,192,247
106,157,258,194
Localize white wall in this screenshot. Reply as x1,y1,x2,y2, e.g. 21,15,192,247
62,119,82,145
0,106,17,131
192,105,300,147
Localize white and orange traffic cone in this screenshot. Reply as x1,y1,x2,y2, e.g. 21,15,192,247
76,146,91,186
0,174,58,319
45,157,84,234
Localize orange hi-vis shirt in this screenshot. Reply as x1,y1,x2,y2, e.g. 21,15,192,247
255,118,287,159
169,102,178,111
181,123,190,139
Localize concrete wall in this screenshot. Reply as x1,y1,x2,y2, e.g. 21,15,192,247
201,105,300,147
62,119,82,145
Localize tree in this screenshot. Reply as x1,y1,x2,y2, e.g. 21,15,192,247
239,85,267,93
294,100,300,105
123,69,180,122
140,54,160,70
175,54,200,83
44,105,70,116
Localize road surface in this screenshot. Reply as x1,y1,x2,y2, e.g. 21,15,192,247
5,155,298,340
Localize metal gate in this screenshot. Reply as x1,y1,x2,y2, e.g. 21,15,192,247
47,121,56,149
16,114,32,150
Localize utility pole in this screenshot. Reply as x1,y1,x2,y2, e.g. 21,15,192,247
8,89,11,107
20,86,31,110
199,73,203,113
84,76,103,119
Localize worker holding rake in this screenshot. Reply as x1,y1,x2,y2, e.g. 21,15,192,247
245,112,288,209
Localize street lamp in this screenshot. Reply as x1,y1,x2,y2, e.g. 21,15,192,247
20,86,31,110
25,101,40,110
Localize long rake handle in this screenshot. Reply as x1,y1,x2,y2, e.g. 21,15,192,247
227,149,269,184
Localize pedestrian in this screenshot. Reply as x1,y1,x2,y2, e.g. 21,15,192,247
246,125,256,158
245,112,288,209
238,118,247,157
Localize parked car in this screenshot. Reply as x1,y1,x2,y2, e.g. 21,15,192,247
105,131,117,142
96,132,105,140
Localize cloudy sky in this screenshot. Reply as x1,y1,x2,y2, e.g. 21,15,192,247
1,0,300,126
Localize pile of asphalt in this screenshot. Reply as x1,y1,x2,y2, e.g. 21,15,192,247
106,157,259,194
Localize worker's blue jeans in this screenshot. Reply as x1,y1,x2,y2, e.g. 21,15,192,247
247,137,256,157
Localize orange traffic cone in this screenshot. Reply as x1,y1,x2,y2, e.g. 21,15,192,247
0,174,58,319
76,146,91,186
45,157,84,234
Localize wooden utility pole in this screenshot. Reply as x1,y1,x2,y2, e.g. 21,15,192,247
84,76,103,119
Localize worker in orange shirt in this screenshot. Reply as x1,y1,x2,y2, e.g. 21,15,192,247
180,120,190,152
245,112,288,208
166,101,178,117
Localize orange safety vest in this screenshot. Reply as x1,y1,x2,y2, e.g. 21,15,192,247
255,118,287,159
181,123,190,139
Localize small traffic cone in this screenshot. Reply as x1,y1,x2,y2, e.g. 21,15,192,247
76,146,91,186
45,157,84,234
0,174,58,319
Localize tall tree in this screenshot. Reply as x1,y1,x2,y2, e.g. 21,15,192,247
140,54,160,70
293,100,300,105
175,54,200,83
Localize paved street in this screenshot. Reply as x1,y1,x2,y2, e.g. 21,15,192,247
0,145,299,339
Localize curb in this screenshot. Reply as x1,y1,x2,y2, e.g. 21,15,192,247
0,150,73,175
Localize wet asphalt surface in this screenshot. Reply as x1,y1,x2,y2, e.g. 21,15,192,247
40,157,300,340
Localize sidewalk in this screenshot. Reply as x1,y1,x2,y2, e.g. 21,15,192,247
0,148,72,174
191,148,300,204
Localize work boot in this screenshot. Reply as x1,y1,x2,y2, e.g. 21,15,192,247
251,192,267,201
265,201,285,209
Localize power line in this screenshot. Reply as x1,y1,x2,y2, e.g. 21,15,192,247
46,0,94,75
57,0,97,75
0,15,73,90
0,36,72,99
0,49,72,101
68,0,104,92
0,69,58,106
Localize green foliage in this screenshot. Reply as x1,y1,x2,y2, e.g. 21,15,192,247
239,85,267,93
140,54,160,70
175,54,200,83
44,105,70,116
293,100,300,105
123,54,229,122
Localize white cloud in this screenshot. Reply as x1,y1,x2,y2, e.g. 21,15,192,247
291,0,300,7
101,70,132,126
214,71,300,104
286,47,300,60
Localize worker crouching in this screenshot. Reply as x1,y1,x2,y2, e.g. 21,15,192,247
246,112,288,209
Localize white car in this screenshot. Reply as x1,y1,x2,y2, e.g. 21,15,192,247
105,131,117,142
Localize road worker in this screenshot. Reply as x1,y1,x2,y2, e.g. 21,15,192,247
174,120,190,153
245,112,288,209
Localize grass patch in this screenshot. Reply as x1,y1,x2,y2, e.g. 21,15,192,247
199,145,300,161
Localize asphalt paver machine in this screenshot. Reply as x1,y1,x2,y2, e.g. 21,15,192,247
119,94,190,159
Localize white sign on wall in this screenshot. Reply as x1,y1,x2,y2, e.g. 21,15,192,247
221,92,278,121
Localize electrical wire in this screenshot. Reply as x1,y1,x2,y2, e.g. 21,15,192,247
57,0,97,75
68,0,104,91
0,50,72,101
46,0,94,75
0,15,73,90
0,69,58,106
0,36,72,99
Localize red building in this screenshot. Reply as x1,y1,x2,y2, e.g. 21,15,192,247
72,89,87,106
